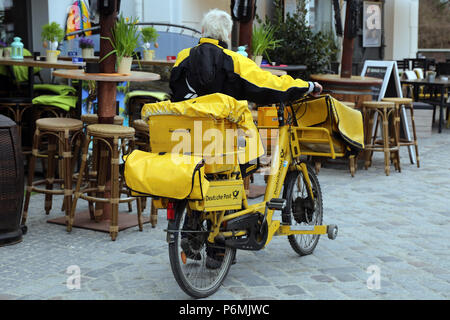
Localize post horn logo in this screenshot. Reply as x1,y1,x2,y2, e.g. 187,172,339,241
232,190,239,199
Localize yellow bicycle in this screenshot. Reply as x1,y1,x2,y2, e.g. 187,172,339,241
125,93,363,298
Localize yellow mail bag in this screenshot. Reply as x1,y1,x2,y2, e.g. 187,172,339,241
124,150,210,200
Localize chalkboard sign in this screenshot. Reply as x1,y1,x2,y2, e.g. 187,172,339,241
360,60,416,164
360,60,402,101
364,66,388,80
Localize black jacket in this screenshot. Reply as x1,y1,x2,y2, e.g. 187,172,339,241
169,38,314,104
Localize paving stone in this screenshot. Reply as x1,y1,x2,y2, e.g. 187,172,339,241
1,128,450,299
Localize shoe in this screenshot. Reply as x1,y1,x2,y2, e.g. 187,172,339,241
180,238,201,260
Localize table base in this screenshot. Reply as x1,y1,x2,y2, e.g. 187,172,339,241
47,210,150,233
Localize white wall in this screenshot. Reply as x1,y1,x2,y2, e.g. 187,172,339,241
384,0,419,60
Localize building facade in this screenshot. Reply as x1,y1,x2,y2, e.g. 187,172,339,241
1,0,420,72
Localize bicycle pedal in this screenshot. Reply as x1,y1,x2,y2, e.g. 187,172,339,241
266,198,287,211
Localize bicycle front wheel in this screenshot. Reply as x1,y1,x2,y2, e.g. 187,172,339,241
168,201,236,298
282,165,323,256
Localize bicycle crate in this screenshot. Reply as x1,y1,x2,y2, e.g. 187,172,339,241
289,95,364,159
147,115,239,173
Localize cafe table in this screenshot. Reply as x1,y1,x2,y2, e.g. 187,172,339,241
60,55,176,66
400,77,450,133
49,69,161,232
0,57,83,98
59,55,290,75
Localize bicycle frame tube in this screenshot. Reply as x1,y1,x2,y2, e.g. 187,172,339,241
207,105,329,244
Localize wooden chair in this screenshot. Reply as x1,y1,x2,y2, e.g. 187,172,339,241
79,114,126,219
69,124,143,241
382,97,420,168
362,101,401,176
21,118,84,226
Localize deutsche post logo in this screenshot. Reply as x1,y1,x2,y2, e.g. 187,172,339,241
232,190,239,199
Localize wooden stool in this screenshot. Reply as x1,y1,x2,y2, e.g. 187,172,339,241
131,119,159,228
81,114,124,126
0,98,33,140
127,96,160,125
340,101,356,108
70,124,142,241
362,101,401,176
80,114,127,218
382,97,420,168
132,119,150,152
21,118,84,226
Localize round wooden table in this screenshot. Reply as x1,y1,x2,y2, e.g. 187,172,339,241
310,74,383,109
50,69,161,227
52,69,160,83
53,69,161,122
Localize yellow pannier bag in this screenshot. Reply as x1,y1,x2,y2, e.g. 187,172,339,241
292,95,364,157
141,93,265,165
123,150,210,200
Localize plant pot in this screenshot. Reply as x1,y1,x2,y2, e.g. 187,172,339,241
143,49,155,61
253,55,263,67
82,48,94,59
3,48,11,58
46,50,60,63
117,56,132,74
0,48,3,58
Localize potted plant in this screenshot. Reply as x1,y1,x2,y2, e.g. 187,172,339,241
41,22,64,62
101,15,140,74
251,24,281,66
0,40,6,58
79,37,95,59
141,26,159,61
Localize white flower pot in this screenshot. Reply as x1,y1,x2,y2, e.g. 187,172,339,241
143,49,155,61
82,48,94,59
117,56,133,74
0,48,3,59
46,50,60,63
253,55,263,67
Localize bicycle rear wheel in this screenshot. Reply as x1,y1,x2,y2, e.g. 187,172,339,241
282,165,323,256
168,201,236,298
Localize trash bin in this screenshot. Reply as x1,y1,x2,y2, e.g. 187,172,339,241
0,115,25,246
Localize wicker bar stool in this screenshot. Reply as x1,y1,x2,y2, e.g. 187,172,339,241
132,119,159,228
81,114,124,126
340,101,356,108
80,114,128,218
362,101,401,176
382,97,420,168
70,124,143,241
0,98,33,140
21,118,84,226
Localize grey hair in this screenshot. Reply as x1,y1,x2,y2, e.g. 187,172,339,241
201,9,233,43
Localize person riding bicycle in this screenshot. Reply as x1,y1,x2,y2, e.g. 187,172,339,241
169,8,323,269
169,9,323,103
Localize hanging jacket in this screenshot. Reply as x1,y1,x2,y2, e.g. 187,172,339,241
169,37,315,104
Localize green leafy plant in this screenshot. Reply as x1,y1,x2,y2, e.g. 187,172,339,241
100,15,140,64
41,22,64,43
261,0,338,77
141,26,159,45
251,23,281,63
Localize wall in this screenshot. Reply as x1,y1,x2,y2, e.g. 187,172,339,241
384,0,419,60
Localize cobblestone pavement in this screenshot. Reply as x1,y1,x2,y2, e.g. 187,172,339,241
1,128,449,300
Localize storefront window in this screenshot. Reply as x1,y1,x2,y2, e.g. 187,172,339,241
0,0,14,43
